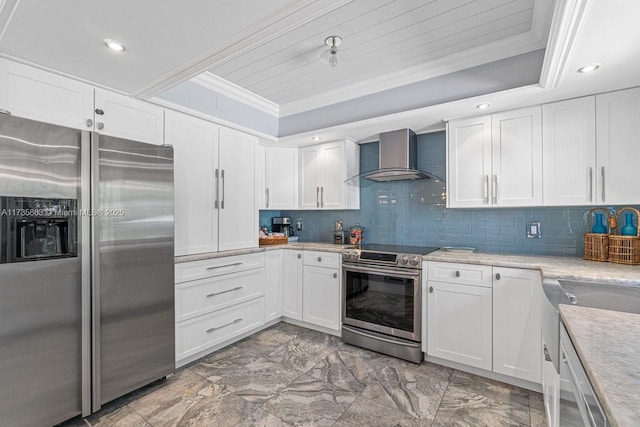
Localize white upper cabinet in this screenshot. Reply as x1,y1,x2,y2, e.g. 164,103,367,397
491,107,542,206
165,110,219,256
447,116,492,208
94,89,164,145
264,146,298,210
596,87,640,205
448,107,542,207
542,97,596,206
299,139,359,210
218,126,258,251
0,59,94,130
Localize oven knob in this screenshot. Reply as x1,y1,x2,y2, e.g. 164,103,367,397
350,252,358,261
400,255,409,265
342,252,349,261
410,256,420,266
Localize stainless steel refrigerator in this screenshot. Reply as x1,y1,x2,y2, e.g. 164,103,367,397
0,114,175,427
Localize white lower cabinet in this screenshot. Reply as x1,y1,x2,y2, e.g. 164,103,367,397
282,249,303,320
492,267,542,383
302,264,340,330
542,338,560,427
426,280,493,370
174,253,266,366
265,250,283,322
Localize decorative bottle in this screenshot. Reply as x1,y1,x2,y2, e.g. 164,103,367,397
591,213,607,234
621,213,638,236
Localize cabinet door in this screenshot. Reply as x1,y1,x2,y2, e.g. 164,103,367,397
493,267,542,383
282,250,303,320
299,145,321,209
0,59,94,130
543,97,596,206
447,116,492,207
94,89,164,145
542,338,560,427
265,250,283,322
218,127,258,251
427,281,492,370
492,106,542,206
596,87,640,205
320,141,345,209
303,265,340,330
256,143,266,210
265,146,298,209
165,110,219,256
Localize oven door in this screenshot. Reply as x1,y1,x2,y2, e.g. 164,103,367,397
342,263,421,342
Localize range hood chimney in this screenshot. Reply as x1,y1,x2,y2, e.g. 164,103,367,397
363,129,444,182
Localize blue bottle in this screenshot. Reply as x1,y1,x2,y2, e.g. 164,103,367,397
591,213,607,234
621,213,638,236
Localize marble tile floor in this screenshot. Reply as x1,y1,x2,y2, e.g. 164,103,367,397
58,323,547,427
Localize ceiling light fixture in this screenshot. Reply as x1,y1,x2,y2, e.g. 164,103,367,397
104,39,126,52
320,35,342,67
312,136,322,141
476,103,490,110
577,64,599,73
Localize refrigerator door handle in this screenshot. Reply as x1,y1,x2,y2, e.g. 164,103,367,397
80,131,92,417
90,133,102,413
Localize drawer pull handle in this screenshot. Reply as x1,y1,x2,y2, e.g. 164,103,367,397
317,256,322,262
206,262,242,270
455,271,460,277
333,273,337,279
206,318,243,333
206,286,243,298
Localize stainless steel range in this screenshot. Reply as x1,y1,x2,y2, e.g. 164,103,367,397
341,244,439,363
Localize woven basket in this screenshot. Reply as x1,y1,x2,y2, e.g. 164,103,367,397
259,236,288,246
583,207,611,262
609,207,640,265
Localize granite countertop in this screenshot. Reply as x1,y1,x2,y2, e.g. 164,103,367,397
174,242,354,263
559,305,640,427
424,250,640,287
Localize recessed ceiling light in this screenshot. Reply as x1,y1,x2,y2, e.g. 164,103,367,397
312,136,322,141
476,103,490,110
577,64,599,73
104,39,126,52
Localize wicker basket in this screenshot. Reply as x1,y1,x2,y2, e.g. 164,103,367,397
259,236,288,246
609,207,640,265
583,208,611,262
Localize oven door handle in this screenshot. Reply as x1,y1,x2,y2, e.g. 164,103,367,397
343,263,420,278
342,325,420,348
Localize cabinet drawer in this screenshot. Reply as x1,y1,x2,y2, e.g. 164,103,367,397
176,297,265,361
303,250,339,268
175,252,265,284
427,261,493,288
176,267,266,321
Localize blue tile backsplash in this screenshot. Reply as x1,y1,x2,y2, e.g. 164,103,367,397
262,131,637,257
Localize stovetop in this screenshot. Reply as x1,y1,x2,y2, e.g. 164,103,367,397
359,244,440,256
342,244,440,268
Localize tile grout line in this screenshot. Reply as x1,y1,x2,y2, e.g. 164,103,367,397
430,372,453,426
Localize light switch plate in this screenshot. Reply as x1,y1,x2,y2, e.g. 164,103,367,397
527,221,542,239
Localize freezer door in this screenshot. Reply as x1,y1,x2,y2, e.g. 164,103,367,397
91,134,174,410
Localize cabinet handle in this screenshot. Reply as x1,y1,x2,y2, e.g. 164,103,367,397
483,175,489,204
543,345,552,362
221,169,226,209
429,286,434,293
588,167,593,202
206,318,242,333
206,286,243,298
316,187,320,208
214,169,219,209
495,273,501,280
601,166,605,202
206,262,242,270
94,108,104,115
333,273,337,279
321,186,324,207
317,256,322,262
86,118,93,127
96,122,104,130
455,270,460,278
266,188,270,208
492,174,498,205
297,253,301,259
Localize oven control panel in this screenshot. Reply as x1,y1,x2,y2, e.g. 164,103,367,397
342,250,359,261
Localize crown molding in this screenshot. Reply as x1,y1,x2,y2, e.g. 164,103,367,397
149,96,278,142
192,72,279,117
539,0,593,89
0,0,19,42
132,0,354,100
279,31,546,117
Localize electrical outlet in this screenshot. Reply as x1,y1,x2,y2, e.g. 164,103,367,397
527,221,542,239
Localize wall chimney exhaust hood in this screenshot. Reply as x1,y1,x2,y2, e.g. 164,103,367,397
361,129,444,182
